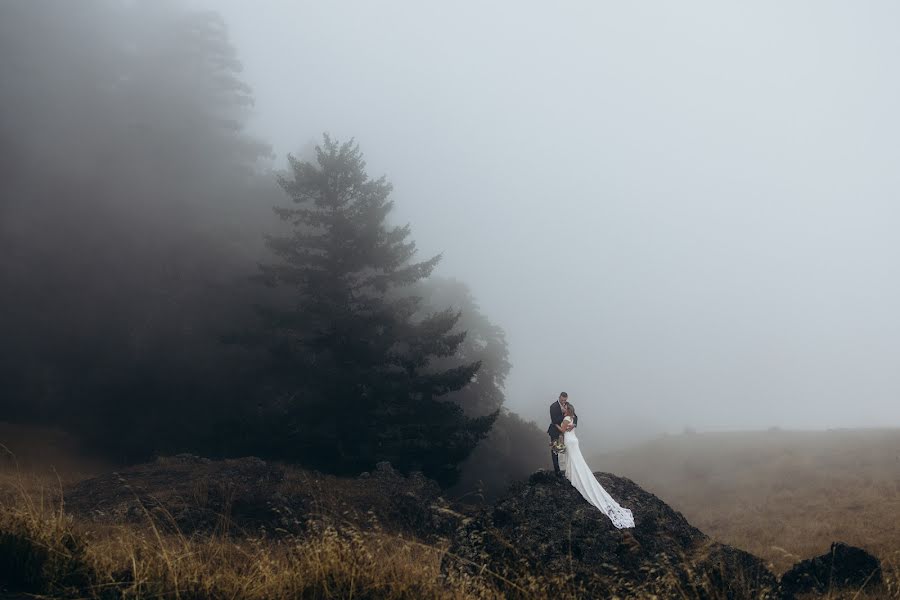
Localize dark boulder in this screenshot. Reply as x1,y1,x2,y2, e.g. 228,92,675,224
309,461,456,538
63,456,453,541
443,469,777,599
778,542,882,598
64,454,286,535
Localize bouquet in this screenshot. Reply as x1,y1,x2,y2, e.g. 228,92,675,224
550,438,567,455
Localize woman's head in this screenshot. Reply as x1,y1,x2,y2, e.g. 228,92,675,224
565,403,575,417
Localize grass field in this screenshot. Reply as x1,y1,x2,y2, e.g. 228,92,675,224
2,422,900,598
0,426,480,599
594,428,900,574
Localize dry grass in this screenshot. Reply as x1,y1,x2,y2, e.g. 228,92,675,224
0,429,508,599
596,428,900,577
0,466,488,599
0,486,779,600
0,466,657,600
2,423,900,598
0,459,757,599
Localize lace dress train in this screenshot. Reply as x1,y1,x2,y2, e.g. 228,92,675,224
563,427,635,529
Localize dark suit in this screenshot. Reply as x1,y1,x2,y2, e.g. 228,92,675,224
548,400,577,474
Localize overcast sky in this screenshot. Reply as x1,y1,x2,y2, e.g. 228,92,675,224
196,0,900,445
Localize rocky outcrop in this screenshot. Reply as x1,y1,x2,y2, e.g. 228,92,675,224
63,456,885,599
442,470,778,599
63,455,453,540
778,542,883,598
64,454,285,535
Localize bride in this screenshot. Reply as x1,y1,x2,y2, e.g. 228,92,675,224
557,405,635,529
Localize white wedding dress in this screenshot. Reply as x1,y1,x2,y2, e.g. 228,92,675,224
561,416,635,529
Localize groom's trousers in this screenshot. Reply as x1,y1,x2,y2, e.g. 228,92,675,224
550,435,561,474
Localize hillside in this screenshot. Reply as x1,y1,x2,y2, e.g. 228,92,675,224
592,428,900,573
0,422,896,597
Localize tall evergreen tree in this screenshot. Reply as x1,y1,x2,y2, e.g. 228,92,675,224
415,277,511,417
415,277,547,502
250,136,495,485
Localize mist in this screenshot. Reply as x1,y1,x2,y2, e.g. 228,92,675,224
193,1,900,444
6,7,900,596
4,0,900,468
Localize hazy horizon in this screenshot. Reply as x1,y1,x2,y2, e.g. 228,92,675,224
190,1,900,447
6,1,900,454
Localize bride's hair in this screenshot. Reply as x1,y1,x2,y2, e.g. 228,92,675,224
565,403,575,417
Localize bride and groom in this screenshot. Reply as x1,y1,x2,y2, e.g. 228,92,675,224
548,392,635,529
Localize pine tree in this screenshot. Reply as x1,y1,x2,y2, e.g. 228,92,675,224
252,135,496,485
415,277,511,417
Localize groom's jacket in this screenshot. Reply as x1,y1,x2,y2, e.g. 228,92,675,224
547,401,577,438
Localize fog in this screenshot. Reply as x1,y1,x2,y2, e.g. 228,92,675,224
196,1,900,444
4,1,900,461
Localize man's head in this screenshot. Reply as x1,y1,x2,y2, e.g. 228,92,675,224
559,392,568,406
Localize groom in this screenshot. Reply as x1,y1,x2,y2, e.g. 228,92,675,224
548,392,577,478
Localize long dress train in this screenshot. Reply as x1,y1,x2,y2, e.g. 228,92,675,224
562,422,635,529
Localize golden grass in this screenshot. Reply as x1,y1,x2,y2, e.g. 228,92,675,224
3,424,900,598
596,428,900,576
0,467,487,599
0,465,772,600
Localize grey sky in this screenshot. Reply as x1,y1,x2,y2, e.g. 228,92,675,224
197,0,900,445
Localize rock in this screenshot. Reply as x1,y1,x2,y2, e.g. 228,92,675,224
429,502,471,533
156,453,211,465
442,469,777,599
340,461,446,536
778,542,882,598
65,456,286,535
694,543,780,600
64,456,449,541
